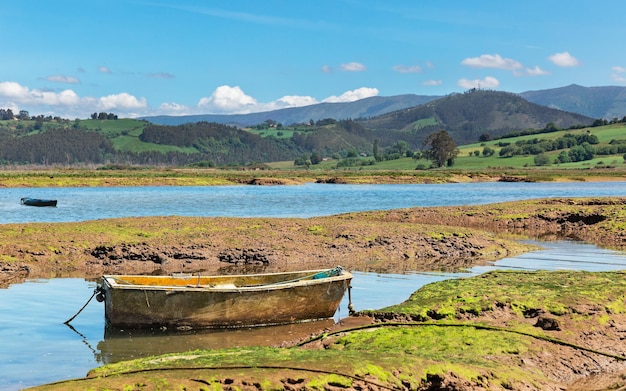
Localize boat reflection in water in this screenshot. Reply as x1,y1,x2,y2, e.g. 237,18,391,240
95,319,336,364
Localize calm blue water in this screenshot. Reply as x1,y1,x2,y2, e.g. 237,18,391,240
2,182,626,390
2,181,626,223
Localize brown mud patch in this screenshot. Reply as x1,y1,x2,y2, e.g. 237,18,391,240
0,213,523,287
3,197,626,287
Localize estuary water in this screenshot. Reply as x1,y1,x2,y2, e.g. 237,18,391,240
2,180,626,223
2,181,626,390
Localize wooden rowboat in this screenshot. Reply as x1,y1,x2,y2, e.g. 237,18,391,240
99,267,352,329
20,197,57,207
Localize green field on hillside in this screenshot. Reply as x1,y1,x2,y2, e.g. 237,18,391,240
269,123,626,171
3,116,626,170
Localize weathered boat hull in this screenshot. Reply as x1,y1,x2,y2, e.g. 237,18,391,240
101,268,352,329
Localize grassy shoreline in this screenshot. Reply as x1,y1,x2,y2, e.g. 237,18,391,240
1,166,626,188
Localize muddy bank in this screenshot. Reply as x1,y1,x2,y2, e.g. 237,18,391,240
2,197,626,288
0,213,528,288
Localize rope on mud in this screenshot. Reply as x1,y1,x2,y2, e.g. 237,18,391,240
64,288,100,325
296,321,626,362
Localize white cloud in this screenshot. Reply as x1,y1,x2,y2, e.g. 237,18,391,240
98,66,112,74
612,66,626,83
45,75,80,84
339,62,367,72
548,52,579,67
422,79,442,86
99,93,147,110
461,54,522,70
322,87,379,103
0,81,30,99
1,79,380,118
392,64,422,73
524,66,550,76
457,76,500,89
0,80,147,118
159,102,190,115
321,65,332,73
272,95,319,108
197,85,258,114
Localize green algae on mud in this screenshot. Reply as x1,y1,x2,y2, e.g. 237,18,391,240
375,270,626,321
28,270,626,391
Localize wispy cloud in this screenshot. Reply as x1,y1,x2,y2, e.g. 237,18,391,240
548,52,579,67
612,66,626,83
524,66,550,76
44,75,80,84
422,79,442,86
339,62,367,72
392,64,422,73
147,72,175,79
461,54,522,70
98,66,112,74
153,4,335,31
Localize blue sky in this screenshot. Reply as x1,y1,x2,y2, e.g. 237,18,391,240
2,1,625,119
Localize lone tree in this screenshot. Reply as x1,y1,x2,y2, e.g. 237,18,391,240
422,130,459,167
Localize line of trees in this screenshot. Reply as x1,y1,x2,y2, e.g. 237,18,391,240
90,112,118,120
498,133,599,158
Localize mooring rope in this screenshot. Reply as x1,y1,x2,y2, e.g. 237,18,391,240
64,288,99,325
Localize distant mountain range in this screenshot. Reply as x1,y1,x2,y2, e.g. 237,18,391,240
520,84,626,120
142,94,438,127
141,84,626,128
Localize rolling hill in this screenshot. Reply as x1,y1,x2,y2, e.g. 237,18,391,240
141,85,626,128
520,84,626,120
357,89,595,145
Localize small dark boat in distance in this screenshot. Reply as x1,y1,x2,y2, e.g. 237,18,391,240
20,197,57,207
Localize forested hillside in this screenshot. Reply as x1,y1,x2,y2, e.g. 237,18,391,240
358,89,594,145
0,90,603,167
0,127,114,165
